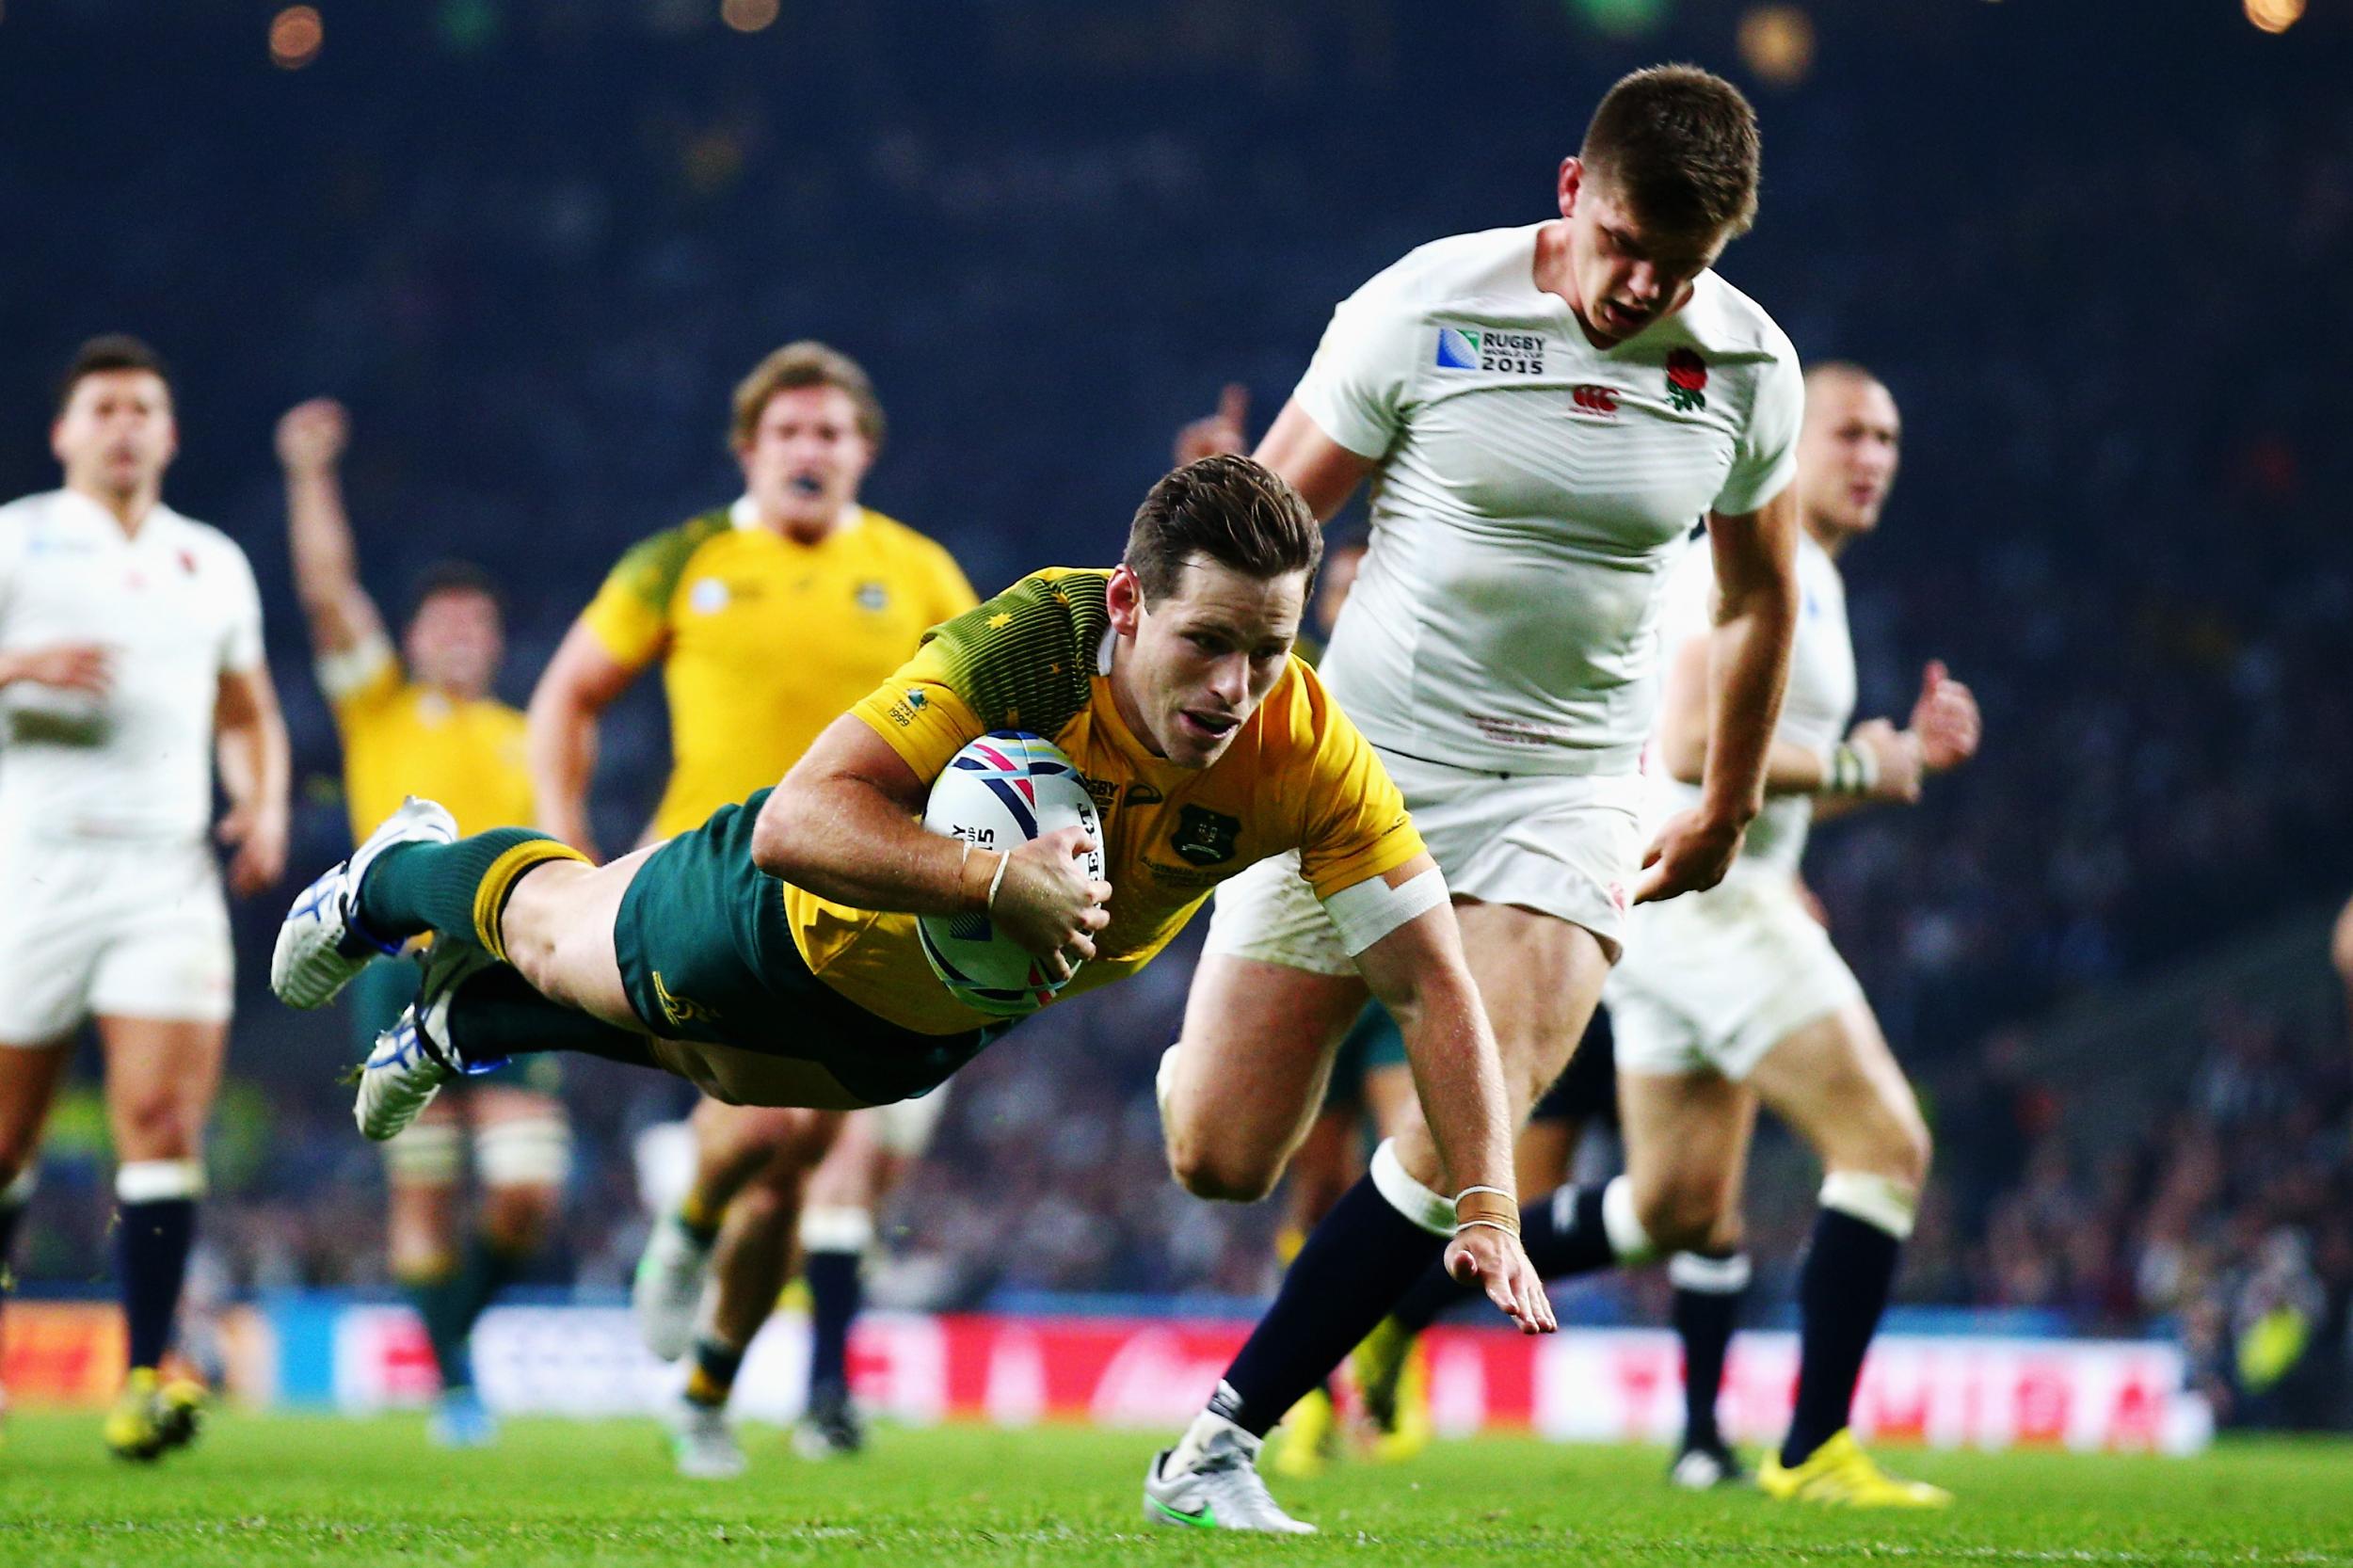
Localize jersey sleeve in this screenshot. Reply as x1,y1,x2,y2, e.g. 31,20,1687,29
1711,344,1804,517
847,572,1105,785
316,631,403,720
216,543,266,675
1290,678,1427,899
1290,268,1426,462
579,519,720,669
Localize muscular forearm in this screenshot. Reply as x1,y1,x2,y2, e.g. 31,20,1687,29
750,777,991,915
527,695,600,842
1699,579,1797,826
1392,976,1517,1196
217,711,290,819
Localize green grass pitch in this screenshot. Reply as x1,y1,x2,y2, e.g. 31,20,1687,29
2,1413,2348,1566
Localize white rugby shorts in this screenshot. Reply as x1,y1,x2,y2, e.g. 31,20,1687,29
1604,872,1863,1082
0,835,234,1043
867,1085,951,1158
1202,749,1645,974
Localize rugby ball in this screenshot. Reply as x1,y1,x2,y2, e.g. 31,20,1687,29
918,731,1105,1017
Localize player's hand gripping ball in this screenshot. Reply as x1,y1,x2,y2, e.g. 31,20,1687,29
919,731,1105,1016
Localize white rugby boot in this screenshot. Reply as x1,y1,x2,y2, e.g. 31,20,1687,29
1144,1418,1315,1534
273,796,456,1008
354,941,488,1141
664,1398,747,1480
632,1213,716,1363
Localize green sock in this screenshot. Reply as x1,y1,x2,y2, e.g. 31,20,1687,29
408,1235,526,1393
443,967,660,1071
357,830,581,955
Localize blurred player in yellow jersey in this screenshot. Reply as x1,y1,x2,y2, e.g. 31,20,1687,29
277,399,570,1449
525,344,975,1474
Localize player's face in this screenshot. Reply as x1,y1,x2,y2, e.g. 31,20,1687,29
405,587,503,697
1797,376,1902,538
1557,161,1731,344
737,385,874,532
51,370,177,500
1109,556,1307,769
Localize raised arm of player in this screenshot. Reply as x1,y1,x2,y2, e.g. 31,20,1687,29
749,712,1111,978
524,620,644,858
277,399,386,659
1349,859,1556,1335
215,661,291,897
1636,487,1801,903
1657,643,1977,819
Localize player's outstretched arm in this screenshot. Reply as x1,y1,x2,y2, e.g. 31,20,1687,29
276,399,385,659
525,620,642,858
1657,631,1931,816
215,661,291,896
1637,488,1801,903
1348,858,1555,1335
751,714,1110,979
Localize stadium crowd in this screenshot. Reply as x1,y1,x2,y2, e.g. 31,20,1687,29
4,2,2349,1428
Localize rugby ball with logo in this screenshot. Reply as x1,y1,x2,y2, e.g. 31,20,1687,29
918,731,1105,1017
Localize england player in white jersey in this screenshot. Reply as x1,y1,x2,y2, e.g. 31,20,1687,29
1145,67,1805,1532
0,337,289,1460
1608,363,1977,1504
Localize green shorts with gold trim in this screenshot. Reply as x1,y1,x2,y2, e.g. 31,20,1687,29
612,788,1005,1106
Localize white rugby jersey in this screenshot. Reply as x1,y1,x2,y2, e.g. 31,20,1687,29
1299,224,1802,776
0,488,264,841
1647,528,1854,880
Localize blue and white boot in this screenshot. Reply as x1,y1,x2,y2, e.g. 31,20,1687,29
356,941,490,1141
427,1387,499,1449
272,796,457,1009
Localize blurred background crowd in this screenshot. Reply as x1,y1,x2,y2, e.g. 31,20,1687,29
4,1,2348,1425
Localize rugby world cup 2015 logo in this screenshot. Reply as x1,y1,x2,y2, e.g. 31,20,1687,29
1666,348,1708,412
1436,326,1546,375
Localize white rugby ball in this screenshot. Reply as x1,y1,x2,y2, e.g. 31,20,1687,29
918,731,1105,1017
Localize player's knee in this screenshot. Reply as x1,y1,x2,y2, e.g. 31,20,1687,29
111,1092,200,1160
1633,1174,1730,1253
1167,1137,1282,1204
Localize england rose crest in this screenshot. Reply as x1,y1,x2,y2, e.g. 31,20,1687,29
1666,348,1708,412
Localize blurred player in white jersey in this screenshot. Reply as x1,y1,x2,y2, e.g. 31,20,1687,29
1375,364,1979,1505
1145,67,1805,1532
0,336,289,1459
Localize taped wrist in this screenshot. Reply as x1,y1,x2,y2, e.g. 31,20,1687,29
1825,741,1880,795
1452,1183,1520,1240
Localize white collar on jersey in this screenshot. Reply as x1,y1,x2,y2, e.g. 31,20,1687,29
728,493,867,537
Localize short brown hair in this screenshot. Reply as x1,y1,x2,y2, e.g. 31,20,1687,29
730,341,885,451
1580,65,1761,236
56,334,171,418
1124,455,1322,601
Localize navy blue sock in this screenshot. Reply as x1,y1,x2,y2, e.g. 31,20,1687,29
1782,1208,1901,1467
1212,1176,1445,1437
1671,1253,1750,1450
117,1197,198,1370
804,1249,862,1406
686,1335,746,1408
1388,1184,1618,1336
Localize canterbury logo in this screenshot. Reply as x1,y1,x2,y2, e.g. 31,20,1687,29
1571,384,1619,417
651,971,716,1027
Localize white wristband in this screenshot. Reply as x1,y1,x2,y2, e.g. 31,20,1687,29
984,850,1011,910
1826,741,1879,795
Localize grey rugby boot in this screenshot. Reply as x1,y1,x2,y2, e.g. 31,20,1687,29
273,796,456,1008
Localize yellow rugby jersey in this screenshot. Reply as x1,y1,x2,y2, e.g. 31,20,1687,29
786,569,1426,1035
321,639,533,843
582,501,978,839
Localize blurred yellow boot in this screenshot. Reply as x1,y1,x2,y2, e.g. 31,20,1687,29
1352,1317,1432,1464
1757,1430,1952,1508
1268,1384,1338,1480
